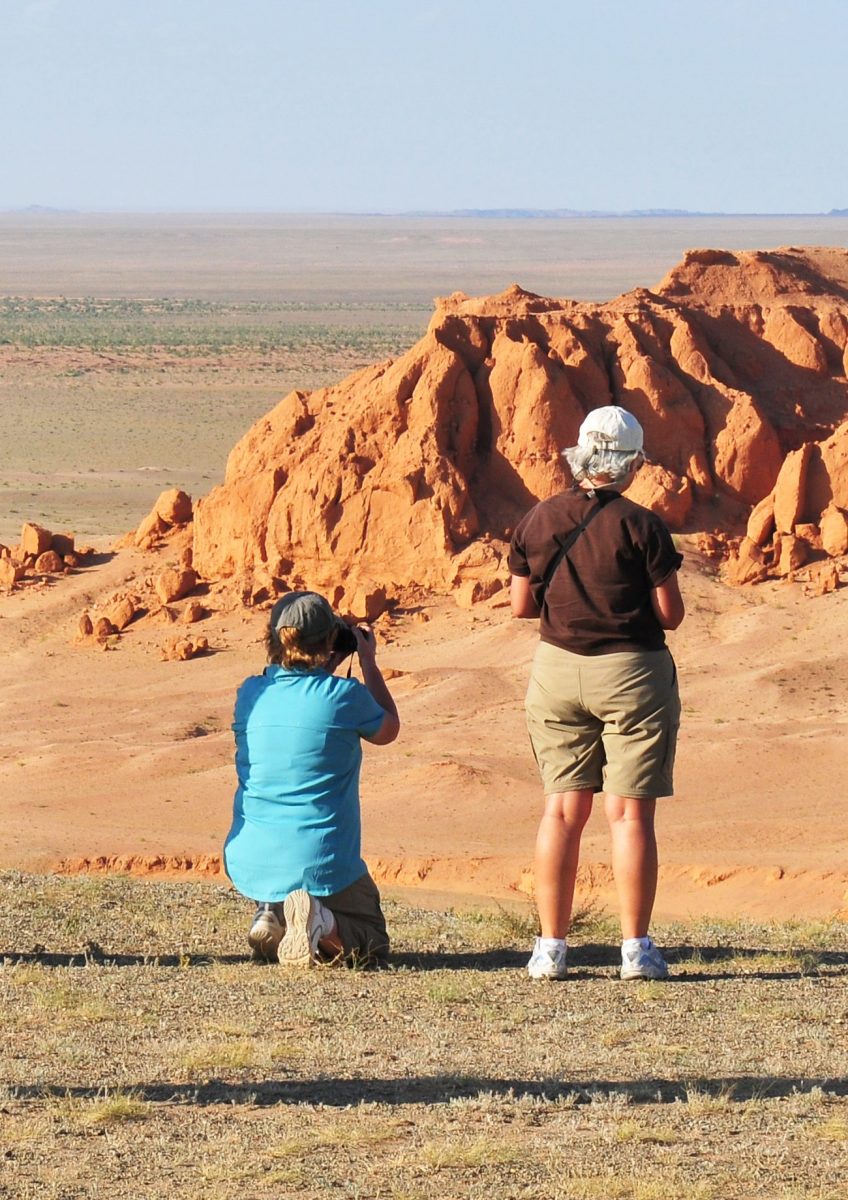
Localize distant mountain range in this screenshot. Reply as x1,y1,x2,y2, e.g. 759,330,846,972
398,207,848,219
3,204,79,214
4,205,848,218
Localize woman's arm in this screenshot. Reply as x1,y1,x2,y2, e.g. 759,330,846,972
651,573,685,630
354,626,401,745
511,574,541,619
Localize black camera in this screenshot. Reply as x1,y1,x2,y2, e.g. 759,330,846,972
334,622,358,659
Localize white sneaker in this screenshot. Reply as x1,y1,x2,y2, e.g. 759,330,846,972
527,937,568,980
279,889,335,967
247,903,284,963
620,938,669,980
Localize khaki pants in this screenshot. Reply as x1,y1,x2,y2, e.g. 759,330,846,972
525,642,680,798
322,871,389,966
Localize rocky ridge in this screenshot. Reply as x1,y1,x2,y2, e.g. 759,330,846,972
185,248,848,604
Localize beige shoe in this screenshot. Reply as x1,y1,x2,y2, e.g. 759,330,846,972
278,889,334,967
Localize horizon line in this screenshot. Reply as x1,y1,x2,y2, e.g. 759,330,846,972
2,205,848,220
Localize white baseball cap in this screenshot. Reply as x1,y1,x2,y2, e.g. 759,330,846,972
575,406,644,453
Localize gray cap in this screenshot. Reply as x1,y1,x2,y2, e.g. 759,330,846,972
269,591,341,644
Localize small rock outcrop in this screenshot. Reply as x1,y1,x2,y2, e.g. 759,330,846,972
1,523,85,591
161,635,209,661
132,490,193,551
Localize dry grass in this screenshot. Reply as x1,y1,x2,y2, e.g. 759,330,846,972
0,871,846,1199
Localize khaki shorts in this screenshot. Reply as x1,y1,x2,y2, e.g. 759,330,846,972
525,642,680,798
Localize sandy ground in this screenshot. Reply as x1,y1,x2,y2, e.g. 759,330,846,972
4,218,847,925
1,535,846,924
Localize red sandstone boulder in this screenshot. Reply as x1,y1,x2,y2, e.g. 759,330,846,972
134,511,167,548
155,488,193,526
21,522,52,557
795,523,822,551
34,550,63,574
725,539,768,586
455,578,504,609
820,505,848,556
52,532,75,557
147,605,177,624
181,601,206,624
154,567,197,604
104,595,137,631
773,446,812,534
813,421,848,515
775,534,807,576
746,494,776,546
78,613,94,637
161,635,209,661
92,617,116,639
344,586,391,623
0,559,24,589
134,490,193,549
805,560,840,596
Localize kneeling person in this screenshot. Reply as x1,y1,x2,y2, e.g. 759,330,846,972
223,591,400,967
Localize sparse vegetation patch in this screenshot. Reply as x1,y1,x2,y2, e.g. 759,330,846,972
0,872,846,1198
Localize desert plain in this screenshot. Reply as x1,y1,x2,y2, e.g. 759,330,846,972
1,215,847,922
1,216,847,1200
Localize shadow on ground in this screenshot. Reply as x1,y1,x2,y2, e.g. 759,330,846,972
2,943,845,979
6,1074,847,1108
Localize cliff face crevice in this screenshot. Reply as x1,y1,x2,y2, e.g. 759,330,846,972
192,247,848,603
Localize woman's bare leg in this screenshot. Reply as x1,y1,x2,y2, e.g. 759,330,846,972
604,793,658,939
534,790,594,938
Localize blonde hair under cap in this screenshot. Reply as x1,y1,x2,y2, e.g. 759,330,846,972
265,591,341,669
562,405,645,487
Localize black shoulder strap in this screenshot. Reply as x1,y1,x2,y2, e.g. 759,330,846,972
540,493,619,601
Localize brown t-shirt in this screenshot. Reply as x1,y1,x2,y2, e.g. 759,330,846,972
508,488,683,655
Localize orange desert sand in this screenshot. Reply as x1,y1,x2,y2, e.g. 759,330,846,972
2,247,847,922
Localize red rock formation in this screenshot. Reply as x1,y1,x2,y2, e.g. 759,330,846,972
34,550,64,574
0,560,24,590
132,489,193,550
154,567,197,604
104,594,138,632
21,522,53,557
190,248,848,598
181,600,206,624
161,635,209,661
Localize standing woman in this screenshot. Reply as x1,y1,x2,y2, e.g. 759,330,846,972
224,591,399,968
509,407,684,981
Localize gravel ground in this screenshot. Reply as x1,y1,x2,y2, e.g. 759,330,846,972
1,873,846,1199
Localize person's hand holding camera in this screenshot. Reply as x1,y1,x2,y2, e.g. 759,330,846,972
353,624,377,664
351,623,399,742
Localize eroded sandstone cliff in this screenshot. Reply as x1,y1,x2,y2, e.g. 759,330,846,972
191,247,848,605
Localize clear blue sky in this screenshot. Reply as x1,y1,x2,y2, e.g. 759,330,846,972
2,0,845,213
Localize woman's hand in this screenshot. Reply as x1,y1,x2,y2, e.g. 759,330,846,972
353,624,378,663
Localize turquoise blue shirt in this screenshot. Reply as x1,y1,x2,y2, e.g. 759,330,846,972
223,664,385,901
